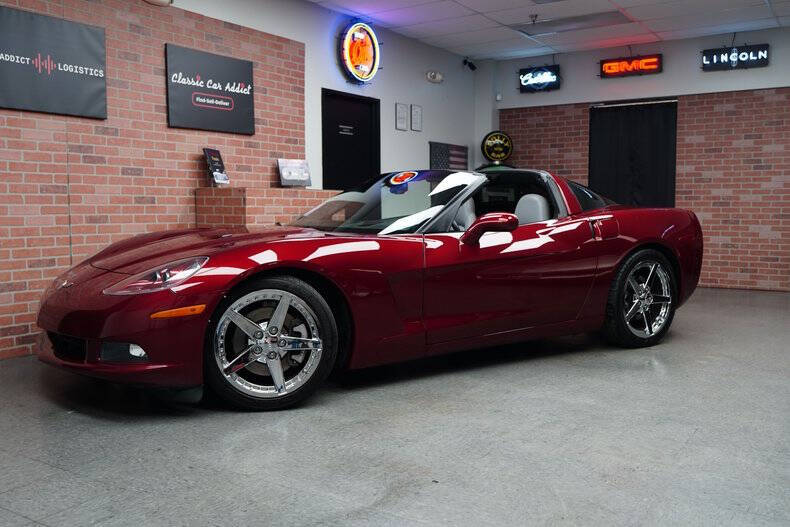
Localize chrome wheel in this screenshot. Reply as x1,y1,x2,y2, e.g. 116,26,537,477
623,261,672,339
214,289,323,399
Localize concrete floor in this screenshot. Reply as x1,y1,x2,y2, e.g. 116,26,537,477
0,287,788,526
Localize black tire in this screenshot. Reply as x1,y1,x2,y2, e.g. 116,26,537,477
204,276,338,410
602,248,677,348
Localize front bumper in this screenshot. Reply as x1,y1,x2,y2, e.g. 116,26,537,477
37,263,220,388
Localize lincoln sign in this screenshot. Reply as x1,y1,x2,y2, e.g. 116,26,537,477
701,44,769,71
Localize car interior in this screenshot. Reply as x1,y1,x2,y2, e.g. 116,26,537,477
450,172,560,231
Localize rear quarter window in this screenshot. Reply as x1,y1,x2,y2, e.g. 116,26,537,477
566,180,612,212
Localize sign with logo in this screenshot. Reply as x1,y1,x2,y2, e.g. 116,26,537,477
0,6,106,118
702,44,769,71
165,44,254,135
600,54,662,79
390,171,418,185
519,65,560,93
340,22,380,83
481,131,513,163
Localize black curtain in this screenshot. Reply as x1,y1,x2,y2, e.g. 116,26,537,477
589,102,677,207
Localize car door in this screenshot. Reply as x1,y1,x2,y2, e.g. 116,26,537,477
422,214,599,345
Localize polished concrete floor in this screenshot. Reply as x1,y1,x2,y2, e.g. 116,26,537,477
0,287,788,526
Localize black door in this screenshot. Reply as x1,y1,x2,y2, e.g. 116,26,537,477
589,101,677,207
321,89,380,191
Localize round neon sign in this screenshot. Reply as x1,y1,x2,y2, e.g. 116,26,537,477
340,22,380,83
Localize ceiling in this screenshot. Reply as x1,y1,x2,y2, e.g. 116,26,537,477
305,0,790,59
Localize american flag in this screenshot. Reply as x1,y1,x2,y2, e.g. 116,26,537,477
429,142,468,171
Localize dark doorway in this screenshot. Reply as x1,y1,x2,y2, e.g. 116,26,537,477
588,100,677,207
321,89,380,191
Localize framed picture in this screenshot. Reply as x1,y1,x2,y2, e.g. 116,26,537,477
395,102,408,131
410,104,423,131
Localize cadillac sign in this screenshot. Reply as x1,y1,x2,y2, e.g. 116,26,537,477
519,65,560,93
702,44,769,71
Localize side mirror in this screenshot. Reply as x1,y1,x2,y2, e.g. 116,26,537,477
460,212,518,245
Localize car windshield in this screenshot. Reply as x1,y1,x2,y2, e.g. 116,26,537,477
291,170,485,234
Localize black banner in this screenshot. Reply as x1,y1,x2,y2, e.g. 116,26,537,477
0,6,106,119
702,44,769,71
165,44,254,135
519,65,560,93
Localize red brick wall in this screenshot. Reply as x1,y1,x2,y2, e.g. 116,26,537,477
500,103,589,184
0,0,332,359
500,87,790,292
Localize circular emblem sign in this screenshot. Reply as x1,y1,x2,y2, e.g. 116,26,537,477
340,22,380,83
389,171,418,185
481,131,513,162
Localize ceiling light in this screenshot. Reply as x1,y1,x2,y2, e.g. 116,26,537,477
513,11,630,37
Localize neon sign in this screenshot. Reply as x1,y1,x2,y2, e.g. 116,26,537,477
702,44,769,71
340,22,380,83
600,54,662,78
518,65,560,93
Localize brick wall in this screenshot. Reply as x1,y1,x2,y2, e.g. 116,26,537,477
500,87,790,292
0,0,333,359
500,103,590,185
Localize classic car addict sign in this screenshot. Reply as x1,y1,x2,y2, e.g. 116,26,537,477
519,65,560,93
165,44,254,135
0,6,106,118
702,44,769,71
481,131,513,163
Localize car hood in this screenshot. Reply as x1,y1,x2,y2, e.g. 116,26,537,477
89,226,332,274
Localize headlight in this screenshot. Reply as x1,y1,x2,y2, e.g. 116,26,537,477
103,257,208,295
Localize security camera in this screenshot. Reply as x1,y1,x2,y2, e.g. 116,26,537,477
463,58,477,71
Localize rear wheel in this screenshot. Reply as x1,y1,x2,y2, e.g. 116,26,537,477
602,249,676,348
205,276,338,410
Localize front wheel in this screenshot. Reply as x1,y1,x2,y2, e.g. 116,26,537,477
602,249,677,348
205,276,338,410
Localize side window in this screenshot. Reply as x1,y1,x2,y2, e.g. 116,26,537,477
566,180,609,212
449,174,560,231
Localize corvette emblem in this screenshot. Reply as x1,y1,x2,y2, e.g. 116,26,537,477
56,279,74,290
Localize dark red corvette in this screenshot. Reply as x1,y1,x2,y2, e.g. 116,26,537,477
38,168,703,409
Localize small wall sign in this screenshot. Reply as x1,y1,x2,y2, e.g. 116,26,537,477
395,103,408,130
410,104,422,131
340,22,380,83
481,131,513,163
278,159,311,187
203,148,229,186
519,65,560,93
600,54,662,78
702,44,769,71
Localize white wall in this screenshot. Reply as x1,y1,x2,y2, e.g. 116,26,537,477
491,27,790,111
173,0,477,189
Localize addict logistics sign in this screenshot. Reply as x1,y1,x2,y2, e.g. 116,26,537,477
0,6,106,119
165,44,254,135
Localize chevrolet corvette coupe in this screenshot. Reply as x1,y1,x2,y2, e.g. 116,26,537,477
38,168,703,410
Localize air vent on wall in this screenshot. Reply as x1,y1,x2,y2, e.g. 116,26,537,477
513,11,631,37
